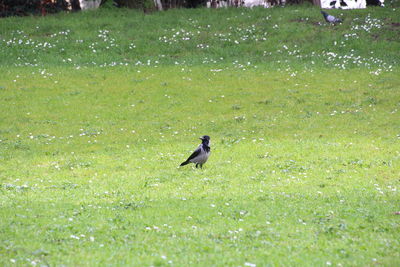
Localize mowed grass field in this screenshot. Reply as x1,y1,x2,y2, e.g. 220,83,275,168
0,5,400,266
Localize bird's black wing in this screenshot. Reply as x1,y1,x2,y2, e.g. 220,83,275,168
185,146,202,162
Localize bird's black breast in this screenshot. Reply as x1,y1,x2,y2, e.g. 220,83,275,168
203,145,210,153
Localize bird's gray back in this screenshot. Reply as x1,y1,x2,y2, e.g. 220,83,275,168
189,145,210,164
327,15,336,22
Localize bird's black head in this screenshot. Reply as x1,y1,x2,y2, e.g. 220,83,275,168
199,135,210,145
321,10,328,17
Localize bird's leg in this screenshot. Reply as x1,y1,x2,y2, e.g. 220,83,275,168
200,164,203,169
196,163,199,168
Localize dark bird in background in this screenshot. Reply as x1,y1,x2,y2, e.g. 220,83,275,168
180,135,211,168
321,10,343,24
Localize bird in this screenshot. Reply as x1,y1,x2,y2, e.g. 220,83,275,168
321,10,343,24
180,135,211,169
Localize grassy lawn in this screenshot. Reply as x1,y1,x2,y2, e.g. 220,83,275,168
0,5,399,266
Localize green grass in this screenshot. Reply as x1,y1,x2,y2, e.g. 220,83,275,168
1,5,400,266
0,6,399,68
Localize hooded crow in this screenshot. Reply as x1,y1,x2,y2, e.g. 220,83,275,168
180,135,211,168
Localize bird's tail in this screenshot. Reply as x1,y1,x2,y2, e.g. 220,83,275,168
180,161,189,166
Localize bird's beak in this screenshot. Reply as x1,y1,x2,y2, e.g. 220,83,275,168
199,137,203,140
